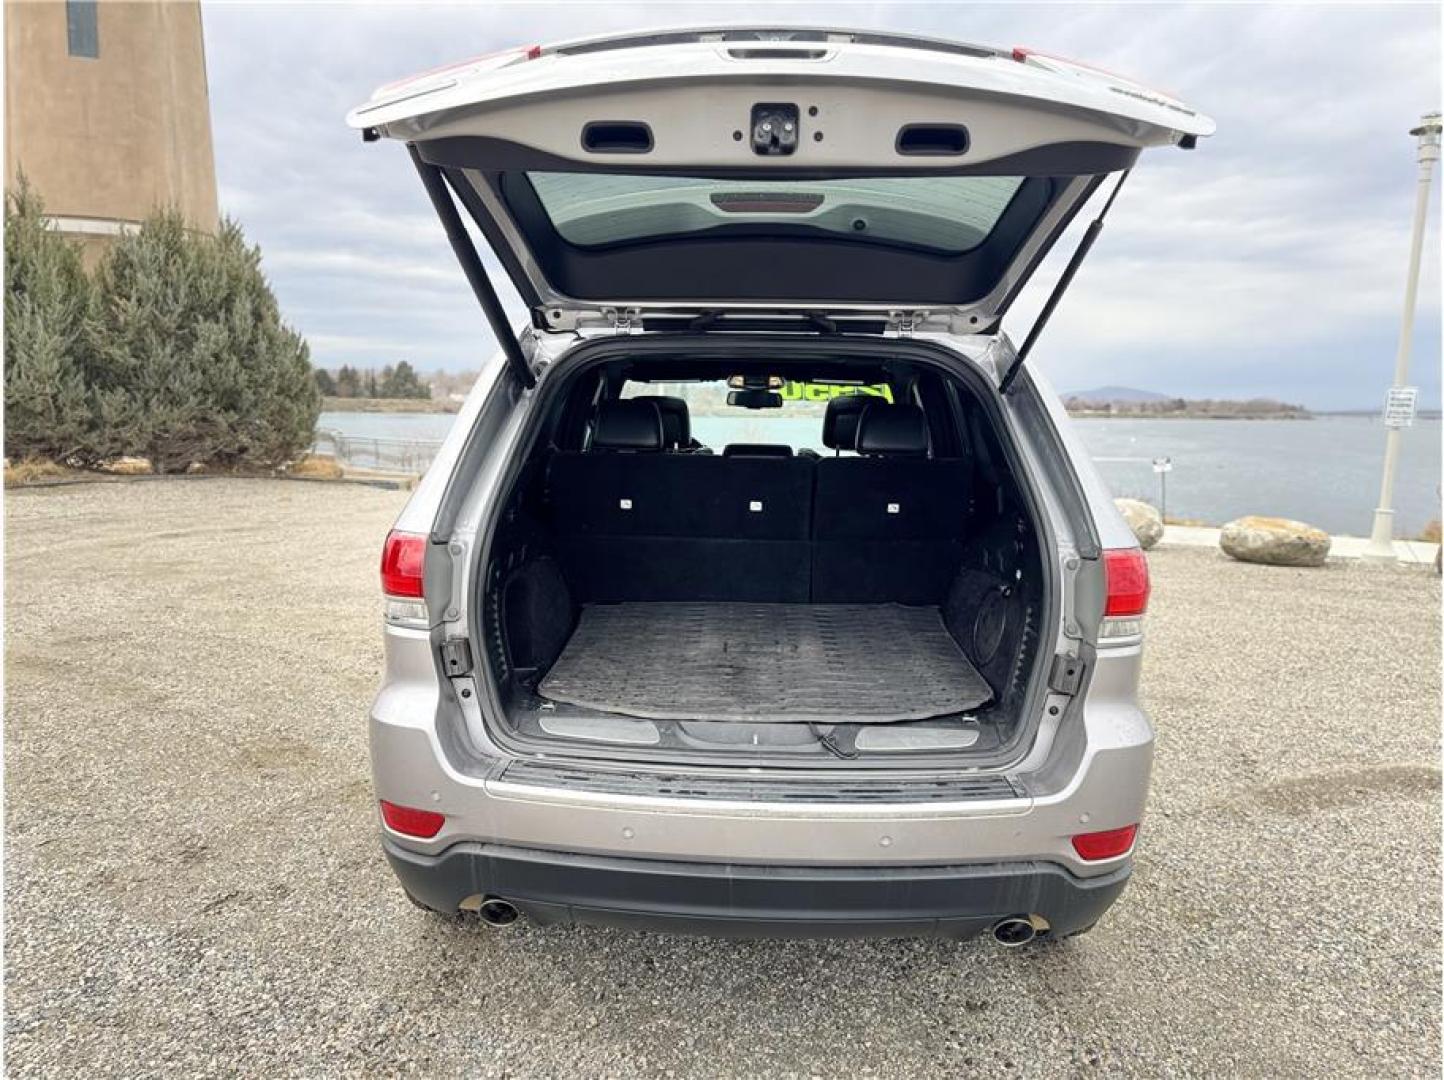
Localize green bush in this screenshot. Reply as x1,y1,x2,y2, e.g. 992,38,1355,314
3,178,99,463
4,189,319,472
90,211,320,472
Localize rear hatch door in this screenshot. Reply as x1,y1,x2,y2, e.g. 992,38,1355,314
348,27,1213,335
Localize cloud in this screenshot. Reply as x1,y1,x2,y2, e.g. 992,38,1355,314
201,2,1442,407
263,248,459,287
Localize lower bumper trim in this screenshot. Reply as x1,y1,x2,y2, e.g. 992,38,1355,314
383,838,1130,940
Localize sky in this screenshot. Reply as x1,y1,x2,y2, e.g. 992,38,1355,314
202,2,1443,409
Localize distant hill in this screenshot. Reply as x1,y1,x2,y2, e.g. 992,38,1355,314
1064,386,1170,403
1063,392,1310,419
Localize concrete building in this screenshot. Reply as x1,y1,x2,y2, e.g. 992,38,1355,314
4,0,219,263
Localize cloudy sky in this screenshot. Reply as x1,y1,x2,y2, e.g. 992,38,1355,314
202,2,1441,408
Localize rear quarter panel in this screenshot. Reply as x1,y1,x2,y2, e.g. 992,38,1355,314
391,350,510,536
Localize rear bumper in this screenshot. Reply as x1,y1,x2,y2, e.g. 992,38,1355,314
384,836,1130,939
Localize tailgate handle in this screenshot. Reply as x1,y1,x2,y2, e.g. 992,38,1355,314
896,124,970,156
581,121,653,154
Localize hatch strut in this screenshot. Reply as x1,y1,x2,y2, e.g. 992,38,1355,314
999,169,1132,395
408,145,536,389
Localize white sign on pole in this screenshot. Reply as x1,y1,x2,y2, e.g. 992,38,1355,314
1152,457,1173,474
1384,386,1419,428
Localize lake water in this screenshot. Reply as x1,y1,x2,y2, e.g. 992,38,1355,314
1073,416,1440,536
317,411,1442,537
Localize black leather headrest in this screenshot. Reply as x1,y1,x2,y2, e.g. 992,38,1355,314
630,395,690,449
822,395,871,451
592,400,663,452
856,404,928,457
722,443,793,458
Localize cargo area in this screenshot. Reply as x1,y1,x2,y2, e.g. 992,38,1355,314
540,601,993,723
477,346,1050,763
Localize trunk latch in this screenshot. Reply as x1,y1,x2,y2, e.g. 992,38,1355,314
607,307,643,335
1047,653,1086,696
886,309,930,337
440,638,474,677
750,103,800,155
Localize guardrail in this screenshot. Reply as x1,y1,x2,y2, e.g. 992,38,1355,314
312,428,445,475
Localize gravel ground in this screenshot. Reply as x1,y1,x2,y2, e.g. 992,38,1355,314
5,478,1440,1077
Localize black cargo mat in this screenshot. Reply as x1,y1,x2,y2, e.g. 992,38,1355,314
539,602,992,723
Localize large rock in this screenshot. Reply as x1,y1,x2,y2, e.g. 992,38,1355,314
1115,498,1164,550
1220,515,1331,567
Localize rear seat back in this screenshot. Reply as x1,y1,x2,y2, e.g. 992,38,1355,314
813,403,972,603
677,456,812,542
551,400,972,606
553,400,669,537
722,443,792,458
550,402,813,602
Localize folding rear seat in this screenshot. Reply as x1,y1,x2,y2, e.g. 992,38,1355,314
812,403,972,604
671,453,813,600
550,399,670,537
550,400,814,603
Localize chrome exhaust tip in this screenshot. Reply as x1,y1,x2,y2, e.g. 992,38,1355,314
992,916,1038,947
476,897,521,927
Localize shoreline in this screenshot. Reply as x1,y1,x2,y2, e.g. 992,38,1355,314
1066,411,1312,421
320,396,459,414
1069,410,1441,421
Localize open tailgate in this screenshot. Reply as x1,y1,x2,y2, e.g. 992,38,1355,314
349,27,1213,339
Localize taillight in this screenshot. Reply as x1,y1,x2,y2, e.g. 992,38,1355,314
1071,823,1138,861
379,800,445,839
1101,547,1150,639
380,530,426,598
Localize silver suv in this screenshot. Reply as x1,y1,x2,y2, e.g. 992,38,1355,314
349,27,1210,943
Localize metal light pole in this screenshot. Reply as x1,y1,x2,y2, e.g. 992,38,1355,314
1365,112,1441,561
1153,456,1172,520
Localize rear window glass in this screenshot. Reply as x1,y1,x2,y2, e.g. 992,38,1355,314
621,380,893,455
529,173,1026,253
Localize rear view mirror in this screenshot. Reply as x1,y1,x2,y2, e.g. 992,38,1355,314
727,389,783,410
